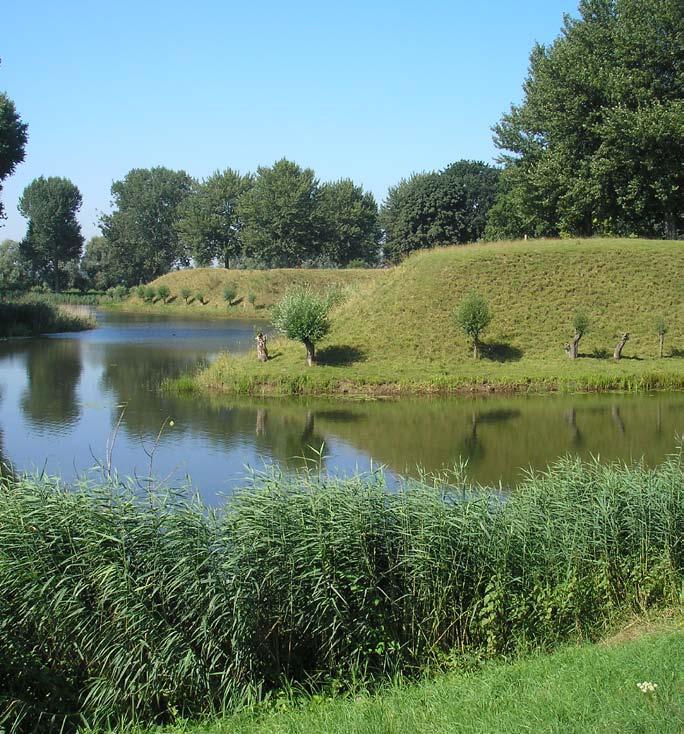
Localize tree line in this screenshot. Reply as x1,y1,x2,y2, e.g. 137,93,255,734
1,0,681,292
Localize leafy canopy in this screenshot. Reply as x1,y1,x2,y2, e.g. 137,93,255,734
0,91,28,220
455,291,492,342
18,176,83,291
271,288,332,345
573,311,590,337
487,0,684,239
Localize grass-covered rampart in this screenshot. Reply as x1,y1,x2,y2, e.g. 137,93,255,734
1,454,682,731
0,300,95,337
106,267,379,319
189,238,684,395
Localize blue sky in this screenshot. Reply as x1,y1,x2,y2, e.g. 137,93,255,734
2,0,577,242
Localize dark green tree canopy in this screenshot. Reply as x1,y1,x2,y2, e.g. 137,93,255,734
488,0,684,239
381,161,499,262
238,159,320,267
81,235,117,290
175,168,253,268
18,176,83,291
0,238,31,293
318,179,380,266
0,92,29,220
100,167,193,286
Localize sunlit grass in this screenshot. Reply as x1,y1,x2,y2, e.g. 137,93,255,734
189,237,684,394
1,453,682,731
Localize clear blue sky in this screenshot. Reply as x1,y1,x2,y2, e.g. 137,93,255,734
2,0,578,242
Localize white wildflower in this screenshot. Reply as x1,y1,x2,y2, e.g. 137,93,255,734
637,681,658,694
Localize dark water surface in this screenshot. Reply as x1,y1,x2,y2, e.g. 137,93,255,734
1,311,682,502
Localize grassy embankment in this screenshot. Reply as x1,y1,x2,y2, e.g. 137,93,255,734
106,267,380,319
183,238,684,395
1,455,682,731
0,300,95,337
142,614,684,734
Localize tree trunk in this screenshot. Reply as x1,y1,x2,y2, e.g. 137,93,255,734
54,259,60,292
472,340,479,359
256,332,269,362
564,332,581,359
613,332,629,361
224,254,230,269
659,332,664,358
304,339,315,367
664,212,676,240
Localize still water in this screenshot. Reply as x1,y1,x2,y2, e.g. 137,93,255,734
1,311,682,502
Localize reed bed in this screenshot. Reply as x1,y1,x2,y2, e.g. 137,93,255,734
0,301,95,337
0,455,682,732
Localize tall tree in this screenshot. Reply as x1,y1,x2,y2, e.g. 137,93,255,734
488,0,684,240
175,168,253,268
100,167,193,286
0,91,28,222
81,235,116,290
238,159,320,267
381,161,499,262
18,177,83,291
318,179,381,265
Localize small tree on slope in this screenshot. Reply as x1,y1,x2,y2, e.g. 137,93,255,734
455,291,492,359
271,288,332,366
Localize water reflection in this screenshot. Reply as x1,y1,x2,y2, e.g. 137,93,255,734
0,311,682,500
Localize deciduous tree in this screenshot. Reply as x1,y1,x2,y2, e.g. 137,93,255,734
0,91,28,221
18,176,83,291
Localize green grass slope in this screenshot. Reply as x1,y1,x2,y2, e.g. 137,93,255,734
195,238,684,394
110,267,380,318
143,613,684,734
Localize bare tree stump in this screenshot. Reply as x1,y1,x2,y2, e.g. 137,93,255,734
256,332,269,362
564,332,582,359
613,332,629,361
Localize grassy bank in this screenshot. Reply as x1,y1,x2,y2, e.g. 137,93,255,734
186,238,684,395
1,454,682,731
0,300,95,337
142,613,684,734
106,267,380,319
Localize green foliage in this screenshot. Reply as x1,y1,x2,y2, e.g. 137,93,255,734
489,0,684,239
0,456,682,731
0,91,28,220
573,311,590,337
181,287,192,304
247,292,257,306
455,291,492,355
175,168,253,268
0,300,94,337
135,284,146,300
382,161,500,261
0,239,31,293
80,235,118,291
143,286,156,303
239,159,320,267
271,288,332,358
196,291,206,305
318,179,380,265
18,176,83,291
99,167,193,286
656,316,668,336
223,284,237,305
157,284,171,303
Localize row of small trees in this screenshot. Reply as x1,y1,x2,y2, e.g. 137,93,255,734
268,289,674,367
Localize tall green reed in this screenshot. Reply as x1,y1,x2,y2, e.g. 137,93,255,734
0,454,682,732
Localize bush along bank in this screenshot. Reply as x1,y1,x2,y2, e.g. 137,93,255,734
0,454,682,732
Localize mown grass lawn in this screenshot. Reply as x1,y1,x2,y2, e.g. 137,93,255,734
143,612,684,734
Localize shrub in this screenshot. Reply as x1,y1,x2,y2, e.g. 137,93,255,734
181,287,192,304
271,288,332,365
573,310,590,337
455,291,491,358
247,292,257,307
135,285,146,299
223,285,237,306
143,286,156,303
157,284,171,303
113,285,128,300
196,291,206,305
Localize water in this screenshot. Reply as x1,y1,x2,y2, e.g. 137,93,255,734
1,311,682,502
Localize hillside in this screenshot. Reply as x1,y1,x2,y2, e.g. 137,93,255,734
194,238,684,394
111,267,380,317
